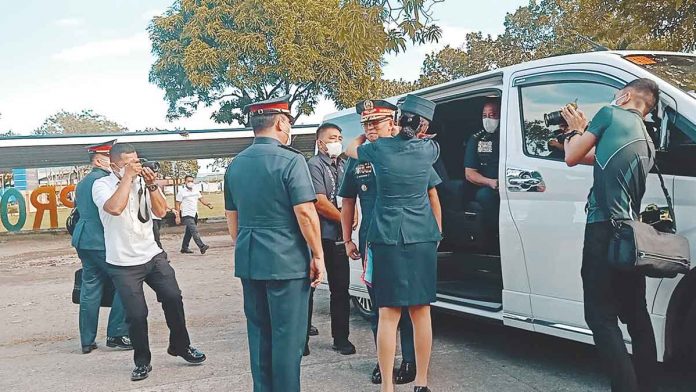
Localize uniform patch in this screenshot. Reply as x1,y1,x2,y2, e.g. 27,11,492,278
478,141,493,153
361,184,368,191
355,162,373,177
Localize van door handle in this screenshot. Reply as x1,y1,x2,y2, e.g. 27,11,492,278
506,168,546,192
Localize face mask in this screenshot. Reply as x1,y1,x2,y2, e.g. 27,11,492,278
325,141,343,158
282,127,292,146
111,163,125,179
186,182,194,189
483,118,500,134
611,93,628,107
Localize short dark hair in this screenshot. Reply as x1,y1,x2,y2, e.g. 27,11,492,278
184,175,194,181
110,143,136,162
483,97,501,109
250,113,283,133
625,78,660,111
316,123,342,139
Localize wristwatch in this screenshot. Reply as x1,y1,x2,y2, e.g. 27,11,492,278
564,130,583,143
146,184,159,192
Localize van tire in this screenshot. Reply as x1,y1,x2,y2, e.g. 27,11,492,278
682,299,696,367
351,296,373,321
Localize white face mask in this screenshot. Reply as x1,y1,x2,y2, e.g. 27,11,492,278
186,182,194,189
282,128,292,146
325,141,343,158
483,118,500,134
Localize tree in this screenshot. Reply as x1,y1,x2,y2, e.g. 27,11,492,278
417,0,696,85
148,0,443,126
33,110,127,135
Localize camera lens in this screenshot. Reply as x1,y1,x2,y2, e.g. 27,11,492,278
544,110,567,127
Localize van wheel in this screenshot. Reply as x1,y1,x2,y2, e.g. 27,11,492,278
351,296,373,321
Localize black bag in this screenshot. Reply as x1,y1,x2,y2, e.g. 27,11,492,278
607,135,691,278
66,208,79,236
72,268,115,307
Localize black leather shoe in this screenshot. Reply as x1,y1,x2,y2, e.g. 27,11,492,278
371,363,382,384
131,364,152,381
303,343,310,356
106,336,133,350
167,345,206,364
200,244,210,254
81,343,97,354
396,361,417,384
180,248,194,254
308,325,319,336
414,387,431,392
331,340,356,355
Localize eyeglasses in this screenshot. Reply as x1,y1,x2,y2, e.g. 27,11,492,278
361,118,391,129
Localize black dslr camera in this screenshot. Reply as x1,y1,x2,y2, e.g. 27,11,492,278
544,101,578,127
139,158,161,173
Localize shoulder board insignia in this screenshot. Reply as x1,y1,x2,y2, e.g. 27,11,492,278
279,145,302,154
473,130,488,141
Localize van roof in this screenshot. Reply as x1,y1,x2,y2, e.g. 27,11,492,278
323,50,694,121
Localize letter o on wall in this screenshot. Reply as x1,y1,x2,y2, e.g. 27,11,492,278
1,188,27,232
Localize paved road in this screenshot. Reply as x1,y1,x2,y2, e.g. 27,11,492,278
0,229,692,391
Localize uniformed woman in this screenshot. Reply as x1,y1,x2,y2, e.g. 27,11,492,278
346,94,442,392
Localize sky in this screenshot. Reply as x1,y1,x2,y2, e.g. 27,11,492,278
0,0,529,149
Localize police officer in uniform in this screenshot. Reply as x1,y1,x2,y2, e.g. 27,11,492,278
224,95,325,392
72,140,131,353
464,99,502,245
339,99,418,385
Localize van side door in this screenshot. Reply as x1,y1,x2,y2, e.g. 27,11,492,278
504,67,674,341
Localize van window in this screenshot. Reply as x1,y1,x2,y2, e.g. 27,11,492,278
519,82,618,160
657,111,696,177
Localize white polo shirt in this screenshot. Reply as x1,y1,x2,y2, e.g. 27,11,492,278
93,174,162,266
176,186,201,218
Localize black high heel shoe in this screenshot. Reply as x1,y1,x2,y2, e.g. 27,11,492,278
414,387,431,392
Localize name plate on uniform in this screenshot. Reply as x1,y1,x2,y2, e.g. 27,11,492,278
478,141,493,153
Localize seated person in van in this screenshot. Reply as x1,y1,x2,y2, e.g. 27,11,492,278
464,99,501,232
547,122,569,160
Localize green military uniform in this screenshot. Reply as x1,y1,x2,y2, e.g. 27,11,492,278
224,96,316,392
357,94,442,308
72,141,128,350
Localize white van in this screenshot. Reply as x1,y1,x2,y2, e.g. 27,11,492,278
323,51,696,364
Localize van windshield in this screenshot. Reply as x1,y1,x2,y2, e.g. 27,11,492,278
623,54,696,98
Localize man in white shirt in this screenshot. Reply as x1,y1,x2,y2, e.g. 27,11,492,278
175,175,213,254
93,143,206,382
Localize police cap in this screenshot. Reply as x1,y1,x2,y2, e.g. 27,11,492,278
355,99,397,123
398,94,436,121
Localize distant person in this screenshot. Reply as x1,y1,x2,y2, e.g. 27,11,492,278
176,175,213,255
71,140,131,354
93,143,206,381
563,78,660,392
151,183,177,250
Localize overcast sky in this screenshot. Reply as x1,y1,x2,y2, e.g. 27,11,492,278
0,0,528,137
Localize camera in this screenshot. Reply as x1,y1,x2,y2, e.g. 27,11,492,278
544,101,578,127
139,158,160,173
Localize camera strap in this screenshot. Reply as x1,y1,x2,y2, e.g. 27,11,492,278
137,180,151,223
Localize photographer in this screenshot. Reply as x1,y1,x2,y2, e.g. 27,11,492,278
92,143,206,382
563,78,660,392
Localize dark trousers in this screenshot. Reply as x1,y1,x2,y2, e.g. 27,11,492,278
152,219,163,249
582,222,657,392
367,285,415,362
107,252,191,366
181,215,205,251
77,249,128,347
474,186,499,230
307,240,351,344
242,278,310,392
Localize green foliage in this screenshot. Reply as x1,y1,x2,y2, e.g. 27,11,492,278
148,0,442,125
33,110,127,135
418,0,696,86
